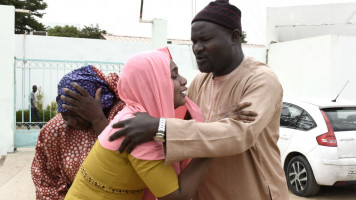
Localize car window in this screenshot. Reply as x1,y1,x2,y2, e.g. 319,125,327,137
323,107,356,131
296,111,317,131
280,103,303,128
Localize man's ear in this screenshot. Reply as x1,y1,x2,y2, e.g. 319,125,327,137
231,29,240,43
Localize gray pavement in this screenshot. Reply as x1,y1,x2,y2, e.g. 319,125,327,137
0,148,35,200
0,148,355,200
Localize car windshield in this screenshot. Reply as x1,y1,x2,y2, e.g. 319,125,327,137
323,107,356,131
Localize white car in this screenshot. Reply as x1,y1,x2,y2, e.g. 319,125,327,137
278,98,356,197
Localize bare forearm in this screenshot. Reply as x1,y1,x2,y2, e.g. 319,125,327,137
91,115,109,135
177,158,211,199
158,158,211,200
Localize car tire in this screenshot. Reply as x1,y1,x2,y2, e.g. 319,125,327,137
286,156,320,197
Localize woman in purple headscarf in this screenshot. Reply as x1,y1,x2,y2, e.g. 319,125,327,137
31,65,125,200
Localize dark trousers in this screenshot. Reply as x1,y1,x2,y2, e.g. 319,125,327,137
31,108,43,128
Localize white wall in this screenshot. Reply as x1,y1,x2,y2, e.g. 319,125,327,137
15,35,266,67
266,3,356,45
15,35,152,62
14,35,266,108
244,46,266,63
0,5,15,156
268,35,356,101
330,36,356,101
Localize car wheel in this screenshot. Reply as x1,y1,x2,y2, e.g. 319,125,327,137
286,156,320,197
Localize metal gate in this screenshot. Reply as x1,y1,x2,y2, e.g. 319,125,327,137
14,58,124,148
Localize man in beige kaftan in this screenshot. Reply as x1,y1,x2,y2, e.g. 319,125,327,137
166,56,288,199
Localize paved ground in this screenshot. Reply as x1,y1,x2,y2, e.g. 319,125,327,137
0,148,36,199
0,148,355,200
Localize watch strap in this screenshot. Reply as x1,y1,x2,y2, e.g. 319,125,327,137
153,118,166,142
157,118,166,133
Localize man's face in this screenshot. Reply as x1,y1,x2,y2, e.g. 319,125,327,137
191,21,234,76
33,86,37,93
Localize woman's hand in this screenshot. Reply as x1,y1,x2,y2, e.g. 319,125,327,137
218,102,257,122
61,83,109,134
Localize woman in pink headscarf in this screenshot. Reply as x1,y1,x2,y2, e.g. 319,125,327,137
64,47,211,200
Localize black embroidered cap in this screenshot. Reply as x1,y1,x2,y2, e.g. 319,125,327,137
192,0,242,33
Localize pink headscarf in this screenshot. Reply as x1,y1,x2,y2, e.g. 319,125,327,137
98,47,203,160
98,47,202,200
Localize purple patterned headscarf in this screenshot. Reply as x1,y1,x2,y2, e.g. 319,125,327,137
56,65,115,113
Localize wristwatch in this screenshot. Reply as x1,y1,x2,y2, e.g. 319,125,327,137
153,118,166,142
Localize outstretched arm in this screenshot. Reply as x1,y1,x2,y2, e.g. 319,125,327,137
109,102,256,153
160,158,211,200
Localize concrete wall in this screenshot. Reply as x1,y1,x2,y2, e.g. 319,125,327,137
0,5,15,156
330,36,356,101
15,35,266,70
14,35,266,108
15,35,152,63
268,35,356,101
243,46,266,63
266,3,356,45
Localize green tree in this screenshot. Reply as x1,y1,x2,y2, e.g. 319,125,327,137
241,31,247,43
79,24,107,39
45,101,57,117
0,0,47,34
48,25,80,38
16,102,57,123
47,24,107,39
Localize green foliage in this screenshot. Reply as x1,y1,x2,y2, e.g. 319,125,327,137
47,25,80,38
47,24,106,39
16,101,57,123
16,109,29,122
241,31,247,43
18,85,58,123
0,0,47,34
46,101,57,117
79,24,107,39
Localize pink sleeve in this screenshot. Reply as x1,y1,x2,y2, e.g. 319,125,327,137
98,113,131,150
98,109,165,161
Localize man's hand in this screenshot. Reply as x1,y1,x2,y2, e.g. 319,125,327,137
109,112,159,153
218,102,258,122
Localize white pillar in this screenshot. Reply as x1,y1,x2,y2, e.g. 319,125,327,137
152,19,167,49
0,5,15,156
